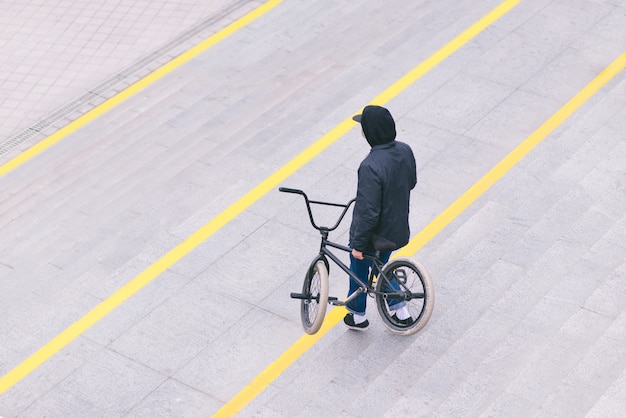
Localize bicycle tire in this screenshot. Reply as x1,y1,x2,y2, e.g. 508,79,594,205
301,259,329,335
375,257,434,336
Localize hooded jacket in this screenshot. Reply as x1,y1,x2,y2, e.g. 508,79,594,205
349,106,417,252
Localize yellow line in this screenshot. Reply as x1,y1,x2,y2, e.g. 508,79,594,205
0,0,522,401
371,1,519,105
0,0,283,177
0,0,284,394
399,52,626,257
0,0,522,396
212,1,525,416
215,51,626,416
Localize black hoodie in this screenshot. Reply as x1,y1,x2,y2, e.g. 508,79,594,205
350,106,417,252
360,105,397,147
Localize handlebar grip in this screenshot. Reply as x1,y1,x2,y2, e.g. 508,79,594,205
279,187,304,195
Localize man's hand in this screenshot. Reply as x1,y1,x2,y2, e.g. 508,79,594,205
352,249,364,260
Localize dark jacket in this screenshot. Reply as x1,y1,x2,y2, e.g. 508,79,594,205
350,106,417,252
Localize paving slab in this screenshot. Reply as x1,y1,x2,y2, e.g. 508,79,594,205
0,0,264,160
0,0,625,416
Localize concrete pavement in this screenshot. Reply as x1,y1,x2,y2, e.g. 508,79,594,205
0,0,264,161
1,0,625,416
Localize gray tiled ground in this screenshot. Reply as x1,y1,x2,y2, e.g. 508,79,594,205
1,0,626,416
0,0,263,157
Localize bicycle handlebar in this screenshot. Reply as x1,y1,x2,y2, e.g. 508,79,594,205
278,187,305,195
279,186,355,232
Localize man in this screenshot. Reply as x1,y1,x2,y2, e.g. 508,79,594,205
345,105,417,330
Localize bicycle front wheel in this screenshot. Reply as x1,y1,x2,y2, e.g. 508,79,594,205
375,257,434,336
301,259,329,335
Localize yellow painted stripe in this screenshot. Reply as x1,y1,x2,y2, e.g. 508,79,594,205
0,0,284,394
0,0,521,396
212,1,525,416
0,0,283,177
214,51,626,417
399,52,626,257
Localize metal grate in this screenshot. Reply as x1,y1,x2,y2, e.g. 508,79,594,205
0,128,39,155
0,0,252,157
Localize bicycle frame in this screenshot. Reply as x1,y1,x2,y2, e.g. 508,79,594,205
280,187,410,305
319,233,388,307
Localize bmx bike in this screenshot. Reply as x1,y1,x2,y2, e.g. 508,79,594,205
280,187,434,336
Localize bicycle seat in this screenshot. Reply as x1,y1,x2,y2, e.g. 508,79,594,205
371,234,397,252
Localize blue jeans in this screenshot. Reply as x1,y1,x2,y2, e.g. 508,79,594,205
346,250,391,315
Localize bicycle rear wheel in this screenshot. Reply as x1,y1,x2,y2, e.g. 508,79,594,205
375,257,434,336
300,259,329,335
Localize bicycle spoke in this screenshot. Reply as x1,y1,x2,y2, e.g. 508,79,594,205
375,258,434,336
